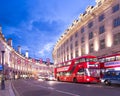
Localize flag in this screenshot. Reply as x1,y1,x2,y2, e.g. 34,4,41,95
32,58,35,63
39,58,43,64
17,57,21,64
46,58,50,66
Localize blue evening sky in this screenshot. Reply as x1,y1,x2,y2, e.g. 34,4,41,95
0,0,95,62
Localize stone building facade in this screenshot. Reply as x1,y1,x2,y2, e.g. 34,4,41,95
52,0,120,65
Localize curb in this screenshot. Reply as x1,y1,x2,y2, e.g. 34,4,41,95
9,80,15,96
11,80,20,96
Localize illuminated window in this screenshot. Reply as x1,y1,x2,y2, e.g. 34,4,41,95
75,49,78,57
113,33,120,45
89,43,94,53
71,53,73,59
100,39,105,49
81,46,85,55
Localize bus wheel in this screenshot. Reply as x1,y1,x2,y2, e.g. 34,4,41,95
104,80,111,86
73,78,77,83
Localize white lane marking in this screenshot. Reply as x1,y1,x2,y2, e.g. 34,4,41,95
24,80,81,96
56,90,80,96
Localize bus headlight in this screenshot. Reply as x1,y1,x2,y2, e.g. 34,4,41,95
87,78,90,81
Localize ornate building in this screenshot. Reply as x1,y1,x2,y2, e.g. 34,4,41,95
52,0,120,64
0,26,54,80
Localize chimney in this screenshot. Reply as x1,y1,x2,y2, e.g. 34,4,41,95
25,50,29,58
8,38,12,47
18,46,21,54
0,25,2,33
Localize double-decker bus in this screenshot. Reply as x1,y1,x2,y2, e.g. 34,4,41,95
98,54,120,85
98,54,120,69
54,55,100,83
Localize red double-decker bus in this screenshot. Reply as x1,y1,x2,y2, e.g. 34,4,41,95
98,54,120,74
98,54,120,85
54,55,100,83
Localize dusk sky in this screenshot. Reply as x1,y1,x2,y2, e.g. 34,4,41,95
0,0,95,62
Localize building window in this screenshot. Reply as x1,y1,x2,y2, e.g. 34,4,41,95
67,46,69,52
81,27,84,33
88,21,93,28
89,43,94,53
81,46,85,55
71,53,73,59
70,44,73,50
75,40,78,47
100,39,105,49
81,37,85,43
112,4,119,13
70,36,73,41
75,32,78,38
89,32,93,39
75,49,78,57
99,25,105,34
113,17,120,28
64,56,65,61
67,55,69,60
99,14,104,22
113,33,120,45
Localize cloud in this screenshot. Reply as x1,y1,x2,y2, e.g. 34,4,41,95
21,46,29,51
38,42,54,56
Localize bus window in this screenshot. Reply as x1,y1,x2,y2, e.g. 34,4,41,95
65,72,71,76
66,61,71,65
116,56,120,60
77,68,84,75
99,58,105,63
88,69,100,77
75,60,80,64
106,57,115,62
86,58,98,62
79,58,86,62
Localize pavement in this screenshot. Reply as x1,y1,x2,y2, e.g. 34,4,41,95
0,80,15,96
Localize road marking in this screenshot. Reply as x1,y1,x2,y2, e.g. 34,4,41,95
24,80,81,96
37,85,81,96
55,90,80,96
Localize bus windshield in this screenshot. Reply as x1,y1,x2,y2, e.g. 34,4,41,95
87,69,100,77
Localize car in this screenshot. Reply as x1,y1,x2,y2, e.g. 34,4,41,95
100,70,120,85
47,75,56,81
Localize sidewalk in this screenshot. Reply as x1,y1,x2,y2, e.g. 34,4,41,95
0,80,15,96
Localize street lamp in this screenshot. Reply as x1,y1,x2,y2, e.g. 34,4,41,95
1,46,5,90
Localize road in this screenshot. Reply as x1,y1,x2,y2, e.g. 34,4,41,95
12,79,120,96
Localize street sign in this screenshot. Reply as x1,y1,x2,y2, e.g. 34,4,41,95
0,65,3,70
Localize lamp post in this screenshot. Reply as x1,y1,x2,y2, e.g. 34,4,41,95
1,49,5,90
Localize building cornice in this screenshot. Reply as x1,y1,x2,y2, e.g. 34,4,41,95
52,0,115,55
